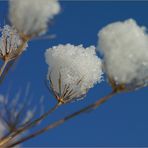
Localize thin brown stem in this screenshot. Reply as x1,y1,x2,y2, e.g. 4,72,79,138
0,60,15,85
8,91,116,147
0,60,9,78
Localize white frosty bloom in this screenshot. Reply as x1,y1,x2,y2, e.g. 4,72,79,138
9,0,60,37
98,19,148,89
45,44,103,103
0,25,27,60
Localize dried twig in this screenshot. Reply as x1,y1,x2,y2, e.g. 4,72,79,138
0,60,9,78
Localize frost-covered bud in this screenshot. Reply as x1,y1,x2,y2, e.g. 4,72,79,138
0,25,27,61
9,0,60,37
98,19,148,90
45,44,103,104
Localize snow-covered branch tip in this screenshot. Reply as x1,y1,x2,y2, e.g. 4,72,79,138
98,18,148,91
45,44,103,104
9,0,61,39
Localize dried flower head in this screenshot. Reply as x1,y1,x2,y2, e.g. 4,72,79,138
98,19,148,91
45,44,103,104
9,0,60,38
0,25,27,61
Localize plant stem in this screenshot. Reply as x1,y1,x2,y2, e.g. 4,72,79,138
9,91,116,147
0,60,9,78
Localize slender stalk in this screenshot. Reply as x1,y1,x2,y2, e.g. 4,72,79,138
0,60,15,85
0,137,12,147
0,102,60,147
0,60,9,78
9,91,116,147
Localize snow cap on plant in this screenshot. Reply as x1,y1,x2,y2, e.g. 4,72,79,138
45,44,103,104
98,18,148,91
9,0,60,38
0,25,27,61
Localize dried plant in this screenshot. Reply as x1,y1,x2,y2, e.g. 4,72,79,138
0,1,147,147
46,72,86,104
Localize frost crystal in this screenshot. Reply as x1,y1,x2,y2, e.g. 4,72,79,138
0,25,27,60
98,19,148,89
45,44,103,103
9,0,60,36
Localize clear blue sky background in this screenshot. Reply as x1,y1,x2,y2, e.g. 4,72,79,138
0,1,148,147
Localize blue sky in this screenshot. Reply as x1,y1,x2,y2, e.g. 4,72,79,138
0,1,148,147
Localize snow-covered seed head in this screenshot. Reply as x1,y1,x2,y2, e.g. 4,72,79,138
0,25,27,61
45,44,103,104
9,0,60,38
98,19,148,91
